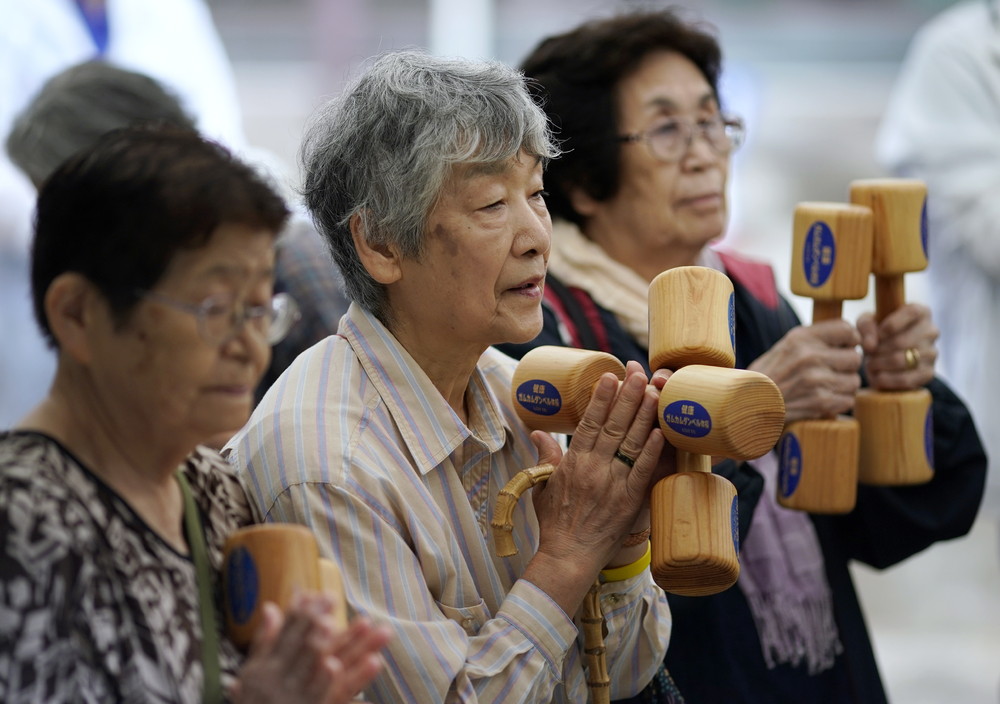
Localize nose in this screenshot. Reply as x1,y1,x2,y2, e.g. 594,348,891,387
513,198,552,259
222,314,270,363
682,126,723,170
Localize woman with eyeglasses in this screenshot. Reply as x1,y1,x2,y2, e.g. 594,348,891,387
498,9,986,704
0,126,389,703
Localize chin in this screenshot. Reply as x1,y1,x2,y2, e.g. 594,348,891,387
499,316,544,346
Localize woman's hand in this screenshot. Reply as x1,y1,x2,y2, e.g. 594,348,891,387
857,303,937,390
529,362,666,575
231,593,391,704
747,319,862,424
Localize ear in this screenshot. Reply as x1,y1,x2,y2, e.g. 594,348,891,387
350,212,402,285
568,185,599,219
44,273,100,364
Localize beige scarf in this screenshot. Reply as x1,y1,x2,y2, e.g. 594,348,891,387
547,220,724,350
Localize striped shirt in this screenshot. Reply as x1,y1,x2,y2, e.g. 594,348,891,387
227,303,670,703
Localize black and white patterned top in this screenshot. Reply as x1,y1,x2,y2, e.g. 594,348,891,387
0,431,254,703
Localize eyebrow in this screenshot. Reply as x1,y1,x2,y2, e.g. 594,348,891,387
645,93,718,112
198,263,275,282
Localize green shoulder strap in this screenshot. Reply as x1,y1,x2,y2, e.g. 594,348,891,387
177,470,224,704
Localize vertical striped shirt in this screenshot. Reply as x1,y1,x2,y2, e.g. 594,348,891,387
227,303,670,703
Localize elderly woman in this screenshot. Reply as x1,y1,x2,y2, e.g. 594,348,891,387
4,60,350,410
227,51,674,703
0,127,388,703
496,9,987,704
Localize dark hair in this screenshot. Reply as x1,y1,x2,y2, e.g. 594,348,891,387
521,8,724,226
32,126,290,347
6,61,196,188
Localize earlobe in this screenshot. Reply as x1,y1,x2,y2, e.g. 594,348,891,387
45,273,96,364
568,186,599,218
350,212,402,285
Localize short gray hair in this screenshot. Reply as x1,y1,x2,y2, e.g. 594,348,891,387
6,61,195,187
300,49,560,326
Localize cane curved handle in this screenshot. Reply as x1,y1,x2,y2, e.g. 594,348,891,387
491,463,555,557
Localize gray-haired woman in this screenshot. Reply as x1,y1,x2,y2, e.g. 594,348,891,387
228,50,675,703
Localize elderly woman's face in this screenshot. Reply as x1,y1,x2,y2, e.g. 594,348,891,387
390,152,551,357
90,223,275,442
596,50,730,253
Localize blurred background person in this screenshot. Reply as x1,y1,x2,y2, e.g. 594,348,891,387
875,0,998,522
5,60,349,408
229,50,675,703
498,9,987,703
0,126,388,703
0,0,248,428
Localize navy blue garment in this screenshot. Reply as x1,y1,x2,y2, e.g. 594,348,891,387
496,254,986,703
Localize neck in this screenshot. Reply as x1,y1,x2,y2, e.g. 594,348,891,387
582,219,702,282
18,366,190,551
387,322,479,425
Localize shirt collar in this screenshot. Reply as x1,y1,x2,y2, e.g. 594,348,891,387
340,303,511,474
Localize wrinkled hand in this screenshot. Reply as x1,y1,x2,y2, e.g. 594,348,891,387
857,303,937,390
231,593,391,704
529,362,666,571
747,319,862,424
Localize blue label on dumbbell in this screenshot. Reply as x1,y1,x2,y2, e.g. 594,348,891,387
731,495,740,556
925,406,935,471
226,546,259,625
662,400,712,438
921,197,929,261
515,379,562,416
778,433,803,498
802,220,836,287
728,292,736,352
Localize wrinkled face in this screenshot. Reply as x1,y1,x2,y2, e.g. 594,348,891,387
91,223,275,443
390,151,551,359
592,50,731,253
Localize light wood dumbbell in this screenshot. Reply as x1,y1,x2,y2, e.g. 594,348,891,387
850,178,934,485
223,524,348,649
497,268,783,597
648,266,784,596
778,202,873,514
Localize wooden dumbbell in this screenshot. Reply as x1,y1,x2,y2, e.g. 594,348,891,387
648,266,785,596
510,347,783,459
850,178,934,485
778,202,873,513
223,524,348,649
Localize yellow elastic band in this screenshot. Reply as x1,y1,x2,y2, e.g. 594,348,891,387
600,541,651,583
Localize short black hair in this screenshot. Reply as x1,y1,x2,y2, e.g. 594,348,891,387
521,8,724,226
32,125,290,347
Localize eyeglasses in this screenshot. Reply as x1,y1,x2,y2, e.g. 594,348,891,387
140,290,301,346
618,114,745,163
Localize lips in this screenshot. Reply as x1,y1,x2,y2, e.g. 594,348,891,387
206,384,252,395
508,275,544,293
678,191,722,206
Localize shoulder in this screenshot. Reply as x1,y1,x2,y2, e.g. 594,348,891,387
0,433,98,603
714,248,781,310
183,445,254,533
0,431,95,523
230,334,371,506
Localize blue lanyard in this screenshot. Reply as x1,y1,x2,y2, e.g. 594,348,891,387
73,0,110,55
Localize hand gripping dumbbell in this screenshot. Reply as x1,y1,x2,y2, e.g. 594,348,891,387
850,178,934,485
647,266,785,596
222,524,348,649
497,268,784,596
778,202,873,513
